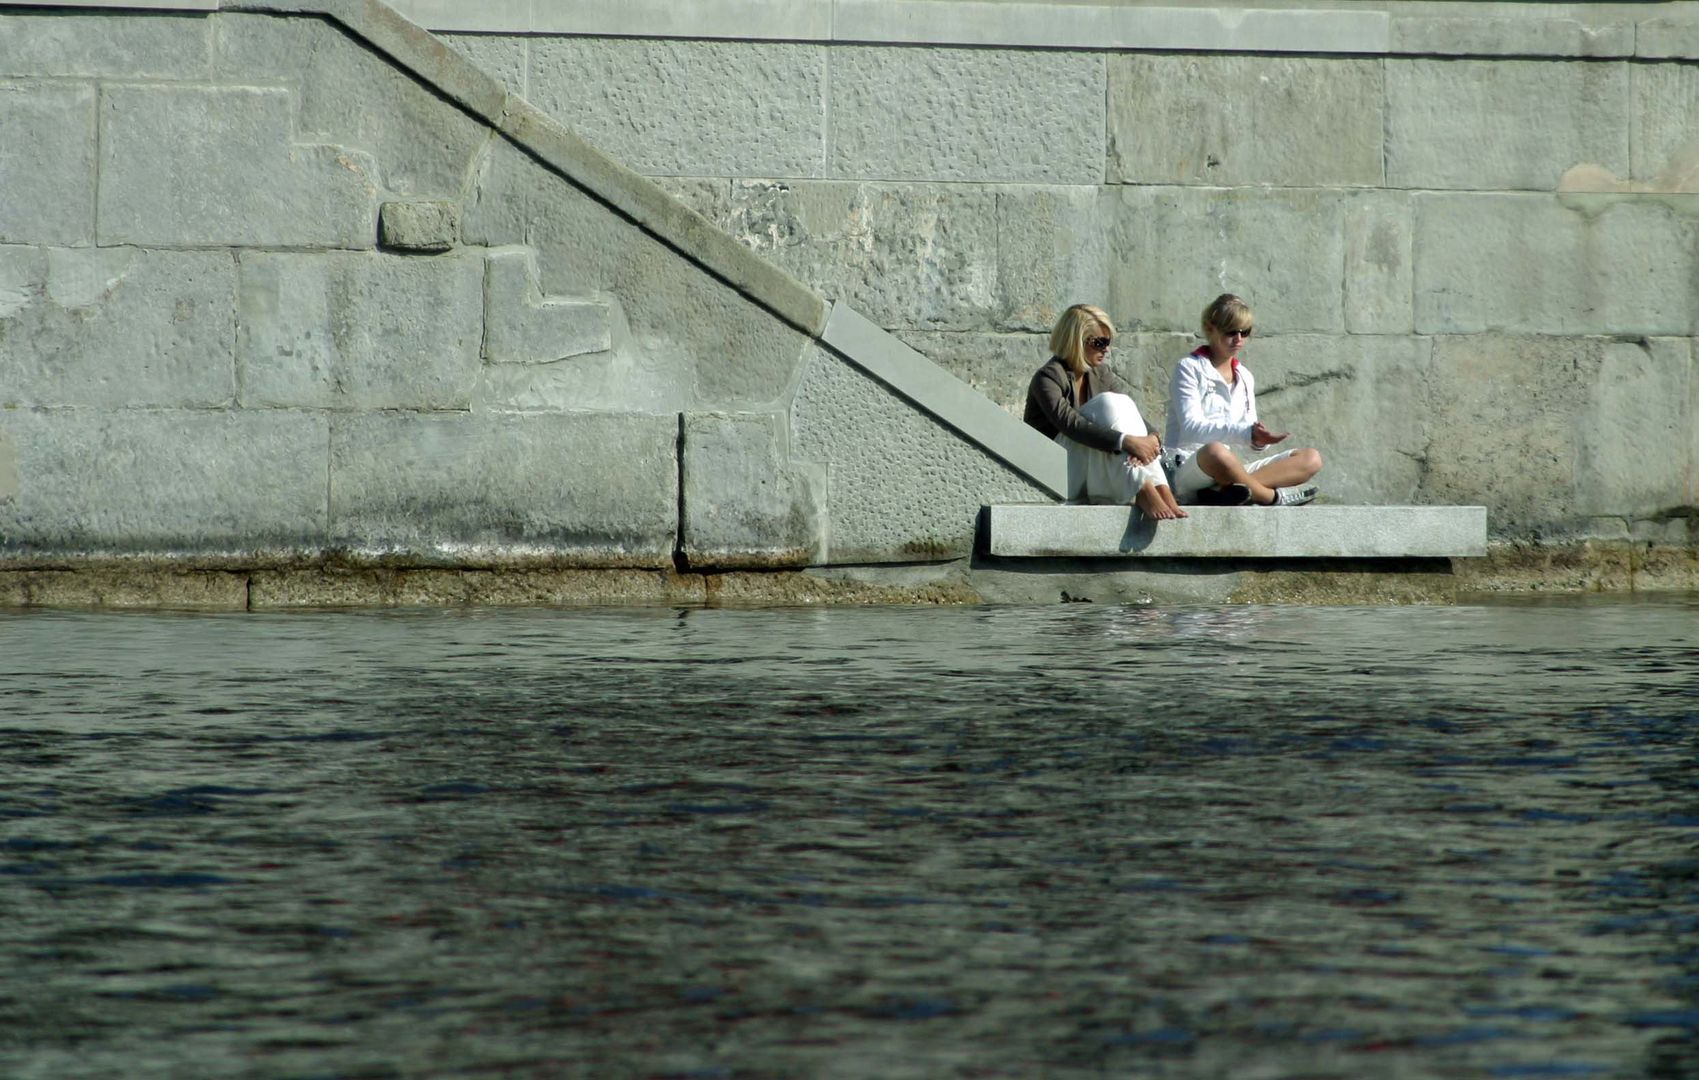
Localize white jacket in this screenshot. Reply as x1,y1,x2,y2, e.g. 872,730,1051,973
1164,347,1257,452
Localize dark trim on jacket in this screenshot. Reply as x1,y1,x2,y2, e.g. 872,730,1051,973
1023,356,1127,454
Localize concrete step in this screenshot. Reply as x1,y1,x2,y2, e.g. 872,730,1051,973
986,504,1487,559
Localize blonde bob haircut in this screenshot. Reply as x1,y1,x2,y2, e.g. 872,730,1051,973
1050,304,1116,377
1201,293,1255,337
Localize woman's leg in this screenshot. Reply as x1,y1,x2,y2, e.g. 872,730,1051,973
1195,442,1279,505
1246,447,1323,490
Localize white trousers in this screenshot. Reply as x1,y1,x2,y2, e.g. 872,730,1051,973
1055,393,1168,505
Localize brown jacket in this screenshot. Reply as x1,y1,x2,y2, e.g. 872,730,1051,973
1023,357,1128,454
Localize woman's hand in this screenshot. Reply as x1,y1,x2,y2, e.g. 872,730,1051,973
1123,433,1161,466
1251,422,1289,451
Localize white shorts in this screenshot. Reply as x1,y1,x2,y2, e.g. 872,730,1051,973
1165,447,1302,503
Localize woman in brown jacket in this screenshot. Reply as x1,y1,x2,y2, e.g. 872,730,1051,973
1024,304,1186,519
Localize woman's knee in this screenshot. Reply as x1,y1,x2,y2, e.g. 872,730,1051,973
1296,447,1323,478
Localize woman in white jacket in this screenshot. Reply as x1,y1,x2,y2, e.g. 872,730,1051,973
1162,294,1323,506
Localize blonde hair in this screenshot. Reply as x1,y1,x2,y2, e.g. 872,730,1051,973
1049,304,1116,377
1201,294,1254,337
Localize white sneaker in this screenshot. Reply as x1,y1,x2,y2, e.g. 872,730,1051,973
1270,485,1319,506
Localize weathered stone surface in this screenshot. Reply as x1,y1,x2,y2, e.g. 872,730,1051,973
706,566,981,607
1413,193,1699,336
892,331,1048,417
829,46,1104,184
0,409,328,557
237,250,482,409
1387,59,1631,190
791,345,1048,564
481,248,611,365
697,179,999,332
0,12,211,78
1343,190,1414,335
250,567,707,608
216,12,490,197
1632,63,1699,192
0,247,236,408
328,411,678,566
1424,335,1691,538
995,186,1107,333
681,411,825,568
465,139,811,409
0,570,249,611
98,84,378,248
1635,14,1699,60
1108,54,1381,187
0,82,95,245
1389,10,1634,58
441,30,525,96
1108,186,1347,334
1227,335,1433,507
527,37,825,177
380,199,458,250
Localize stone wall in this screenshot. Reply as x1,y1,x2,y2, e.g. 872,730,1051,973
437,1,1699,544
0,1,1052,578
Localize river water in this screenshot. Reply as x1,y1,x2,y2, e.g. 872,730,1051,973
2,599,1696,1079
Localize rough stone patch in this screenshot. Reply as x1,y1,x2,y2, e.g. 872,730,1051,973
441,31,526,96
1108,55,1382,188
98,83,377,248
681,411,824,568
0,570,250,611
0,409,329,558
994,186,1106,334
237,250,482,409
0,247,236,408
249,567,707,609
1413,193,1699,336
0,12,212,79
1631,64,1699,192
0,81,95,245
829,46,1104,184
527,37,826,178
1386,59,1631,191
791,345,1048,563
379,199,459,251
328,411,679,567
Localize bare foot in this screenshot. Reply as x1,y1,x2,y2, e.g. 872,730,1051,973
1156,484,1188,519
1135,481,1180,520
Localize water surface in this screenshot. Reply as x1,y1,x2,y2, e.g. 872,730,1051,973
2,600,1697,1078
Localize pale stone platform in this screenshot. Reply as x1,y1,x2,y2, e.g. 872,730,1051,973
986,504,1487,559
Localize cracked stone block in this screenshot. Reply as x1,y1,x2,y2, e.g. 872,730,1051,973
0,408,328,558
380,199,459,251
0,246,236,408
0,81,96,245
482,249,612,364
682,411,825,568
98,84,377,248
237,250,483,409
329,411,678,567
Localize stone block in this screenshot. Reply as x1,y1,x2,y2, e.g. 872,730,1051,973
681,411,825,568
98,84,377,249
0,409,328,558
0,247,236,408
0,82,95,245
995,186,1108,333
526,37,826,177
328,411,678,566
1232,334,1434,507
441,31,526,95
986,504,1486,559
1108,54,1382,187
0,12,211,79
481,248,611,365
1632,63,1699,192
379,199,458,251
0,570,249,612
1390,11,1634,58
698,179,1000,332
1387,59,1631,191
1343,191,1414,335
237,250,482,409
1572,337,1692,521
892,330,1048,418
1636,14,1699,60
464,139,812,409
1108,186,1347,334
215,12,490,198
1413,193,1699,336
828,46,1104,184
791,344,1050,564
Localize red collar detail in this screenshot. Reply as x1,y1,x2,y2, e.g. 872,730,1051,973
1193,346,1239,375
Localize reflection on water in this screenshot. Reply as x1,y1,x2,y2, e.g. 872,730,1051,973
2,599,1697,1078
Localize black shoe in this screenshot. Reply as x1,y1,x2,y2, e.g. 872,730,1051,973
1193,483,1252,507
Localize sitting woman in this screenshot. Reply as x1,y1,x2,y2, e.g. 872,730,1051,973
1024,304,1186,520
1163,294,1323,506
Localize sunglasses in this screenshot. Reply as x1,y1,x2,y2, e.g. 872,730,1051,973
1086,336,1113,351
1223,328,1253,339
